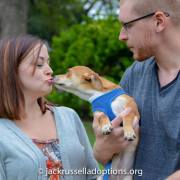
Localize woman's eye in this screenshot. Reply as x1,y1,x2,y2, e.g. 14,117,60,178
37,64,43,67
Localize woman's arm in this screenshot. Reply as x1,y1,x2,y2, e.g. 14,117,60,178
0,159,6,180
73,110,99,180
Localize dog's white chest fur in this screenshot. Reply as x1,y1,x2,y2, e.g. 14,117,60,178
111,96,127,116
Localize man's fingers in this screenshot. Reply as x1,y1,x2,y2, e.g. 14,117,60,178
113,127,125,140
120,107,132,117
111,107,132,128
111,115,123,128
133,116,139,128
93,108,137,134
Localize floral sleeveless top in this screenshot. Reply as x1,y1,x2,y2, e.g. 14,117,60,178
32,138,63,180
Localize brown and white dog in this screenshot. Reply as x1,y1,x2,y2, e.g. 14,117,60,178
53,66,140,180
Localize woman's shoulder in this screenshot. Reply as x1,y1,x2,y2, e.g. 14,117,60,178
0,119,15,145
0,119,11,131
52,106,84,135
52,106,77,116
52,106,81,124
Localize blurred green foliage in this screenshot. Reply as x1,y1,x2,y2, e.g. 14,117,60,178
47,17,133,120
28,0,86,42
83,121,95,146
27,0,119,42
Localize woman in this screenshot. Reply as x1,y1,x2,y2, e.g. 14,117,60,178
0,35,98,180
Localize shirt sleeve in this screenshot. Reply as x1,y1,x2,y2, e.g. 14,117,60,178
0,159,6,180
72,110,99,180
120,61,140,96
120,66,132,94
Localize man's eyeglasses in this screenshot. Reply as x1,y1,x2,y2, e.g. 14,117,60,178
121,12,170,31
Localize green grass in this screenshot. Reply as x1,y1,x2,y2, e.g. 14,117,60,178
83,121,95,146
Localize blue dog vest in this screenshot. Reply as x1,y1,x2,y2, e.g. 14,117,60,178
91,88,126,180
91,88,126,120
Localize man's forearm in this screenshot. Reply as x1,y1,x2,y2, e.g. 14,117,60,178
167,170,180,180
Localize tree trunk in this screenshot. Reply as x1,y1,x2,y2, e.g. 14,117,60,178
0,0,28,38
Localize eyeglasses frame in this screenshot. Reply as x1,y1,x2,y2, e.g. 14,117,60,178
121,12,170,31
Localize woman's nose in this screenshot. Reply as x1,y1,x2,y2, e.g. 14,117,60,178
45,65,53,76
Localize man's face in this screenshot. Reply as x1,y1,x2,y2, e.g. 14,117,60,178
118,1,155,61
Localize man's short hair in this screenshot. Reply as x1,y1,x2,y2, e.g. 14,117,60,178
120,0,180,26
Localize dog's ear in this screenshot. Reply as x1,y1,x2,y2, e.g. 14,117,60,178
91,74,103,90
83,73,103,90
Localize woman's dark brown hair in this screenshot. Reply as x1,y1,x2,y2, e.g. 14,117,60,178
0,34,48,121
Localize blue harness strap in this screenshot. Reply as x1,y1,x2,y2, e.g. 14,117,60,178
91,88,126,180
103,161,112,180
92,88,126,121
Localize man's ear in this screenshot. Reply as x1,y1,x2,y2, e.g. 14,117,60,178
83,73,103,90
155,11,168,32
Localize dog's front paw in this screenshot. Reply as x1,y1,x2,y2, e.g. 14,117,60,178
124,128,136,141
102,123,113,135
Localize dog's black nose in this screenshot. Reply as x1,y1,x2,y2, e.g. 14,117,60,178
53,76,58,83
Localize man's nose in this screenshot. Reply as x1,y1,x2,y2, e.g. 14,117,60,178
119,28,128,41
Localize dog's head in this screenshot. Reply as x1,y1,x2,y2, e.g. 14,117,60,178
53,66,104,100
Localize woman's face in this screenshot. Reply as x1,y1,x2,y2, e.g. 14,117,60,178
18,44,53,98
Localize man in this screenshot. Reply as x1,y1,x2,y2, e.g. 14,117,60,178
93,0,180,179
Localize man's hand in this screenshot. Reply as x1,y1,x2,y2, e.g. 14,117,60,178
93,108,139,165
166,170,180,180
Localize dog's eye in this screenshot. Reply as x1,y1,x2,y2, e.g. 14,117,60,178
66,71,72,77
85,78,91,82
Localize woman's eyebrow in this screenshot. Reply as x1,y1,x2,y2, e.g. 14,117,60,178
38,56,50,62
